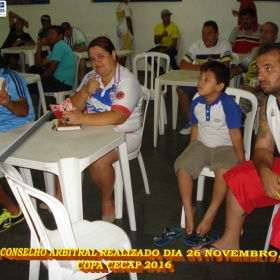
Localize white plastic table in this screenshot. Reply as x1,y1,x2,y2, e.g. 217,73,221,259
154,70,200,147
1,45,50,72
0,122,136,230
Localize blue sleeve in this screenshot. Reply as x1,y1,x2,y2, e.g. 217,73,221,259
221,94,243,129
6,71,29,101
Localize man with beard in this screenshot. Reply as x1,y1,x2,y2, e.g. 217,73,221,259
200,43,280,252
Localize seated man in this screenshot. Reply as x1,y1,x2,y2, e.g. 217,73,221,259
177,21,232,135
175,60,244,236
201,44,280,253
37,14,52,42
229,8,261,54
230,22,278,113
147,9,179,71
61,22,87,82
0,56,35,231
28,25,76,95
1,11,35,70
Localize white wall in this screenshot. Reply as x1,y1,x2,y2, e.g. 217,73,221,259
1,0,280,63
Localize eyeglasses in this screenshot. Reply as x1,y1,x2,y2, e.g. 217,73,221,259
259,29,276,34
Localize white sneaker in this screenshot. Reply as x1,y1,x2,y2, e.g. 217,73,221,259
180,122,192,135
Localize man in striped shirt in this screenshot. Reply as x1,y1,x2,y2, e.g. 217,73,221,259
229,8,262,54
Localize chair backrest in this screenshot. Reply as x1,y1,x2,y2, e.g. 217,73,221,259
194,88,258,161
86,34,95,44
0,163,78,271
73,52,82,89
231,52,240,66
132,52,170,95
140,85,150,135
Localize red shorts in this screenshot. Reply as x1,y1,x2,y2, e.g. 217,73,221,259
223,159,280,249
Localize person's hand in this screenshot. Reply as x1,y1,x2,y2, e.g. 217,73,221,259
84,73,100,95
0,79,11,107
62,110,83,124
12,40,24,47
38,38,48,46
161,29,168,38
24,20,29,28
259,169,280,200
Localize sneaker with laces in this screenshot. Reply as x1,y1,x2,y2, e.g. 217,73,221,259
180,122,192,135
0,208,25,232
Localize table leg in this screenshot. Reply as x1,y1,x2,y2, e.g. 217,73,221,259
19,52,25,73
43,172,55,197
172,85,179,129
57,158,83,223
36,78,47,114
117,142,136,231
154,77,161,147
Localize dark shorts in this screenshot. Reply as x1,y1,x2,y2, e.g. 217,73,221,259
27,66,72,93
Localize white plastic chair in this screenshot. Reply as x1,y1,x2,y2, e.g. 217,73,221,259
181,88,258,228
114,85,150,220
264,204,280,251
0,162,137,280
38,52,82,117
230,52,241,88
133,52,170,134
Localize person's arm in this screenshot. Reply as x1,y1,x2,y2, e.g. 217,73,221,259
35,38,50,68
64,74,129,125
229,128,245,163
230,65,244,76
253,96,280,200
0,80,28,117
222,61,230,68
8,11,29,27
179,59,201,71
161,37,178,53
24,34,35,46
73,45,86,53
190,123,198,142
154,30,168,45
240,84,262,94
42,60,59,77
69,73,100,111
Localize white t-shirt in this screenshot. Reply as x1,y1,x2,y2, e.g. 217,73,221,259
183,38,232,65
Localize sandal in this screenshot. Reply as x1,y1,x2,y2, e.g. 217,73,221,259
183,233,220,247
153,228,182,247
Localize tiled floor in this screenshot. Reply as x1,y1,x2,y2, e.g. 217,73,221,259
0,86,279,280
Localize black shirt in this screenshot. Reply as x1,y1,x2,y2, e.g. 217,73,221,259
1,24,34,49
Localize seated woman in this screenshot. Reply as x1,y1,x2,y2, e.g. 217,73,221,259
61,36,143,222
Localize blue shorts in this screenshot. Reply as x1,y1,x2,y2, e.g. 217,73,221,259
177,86,197,99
